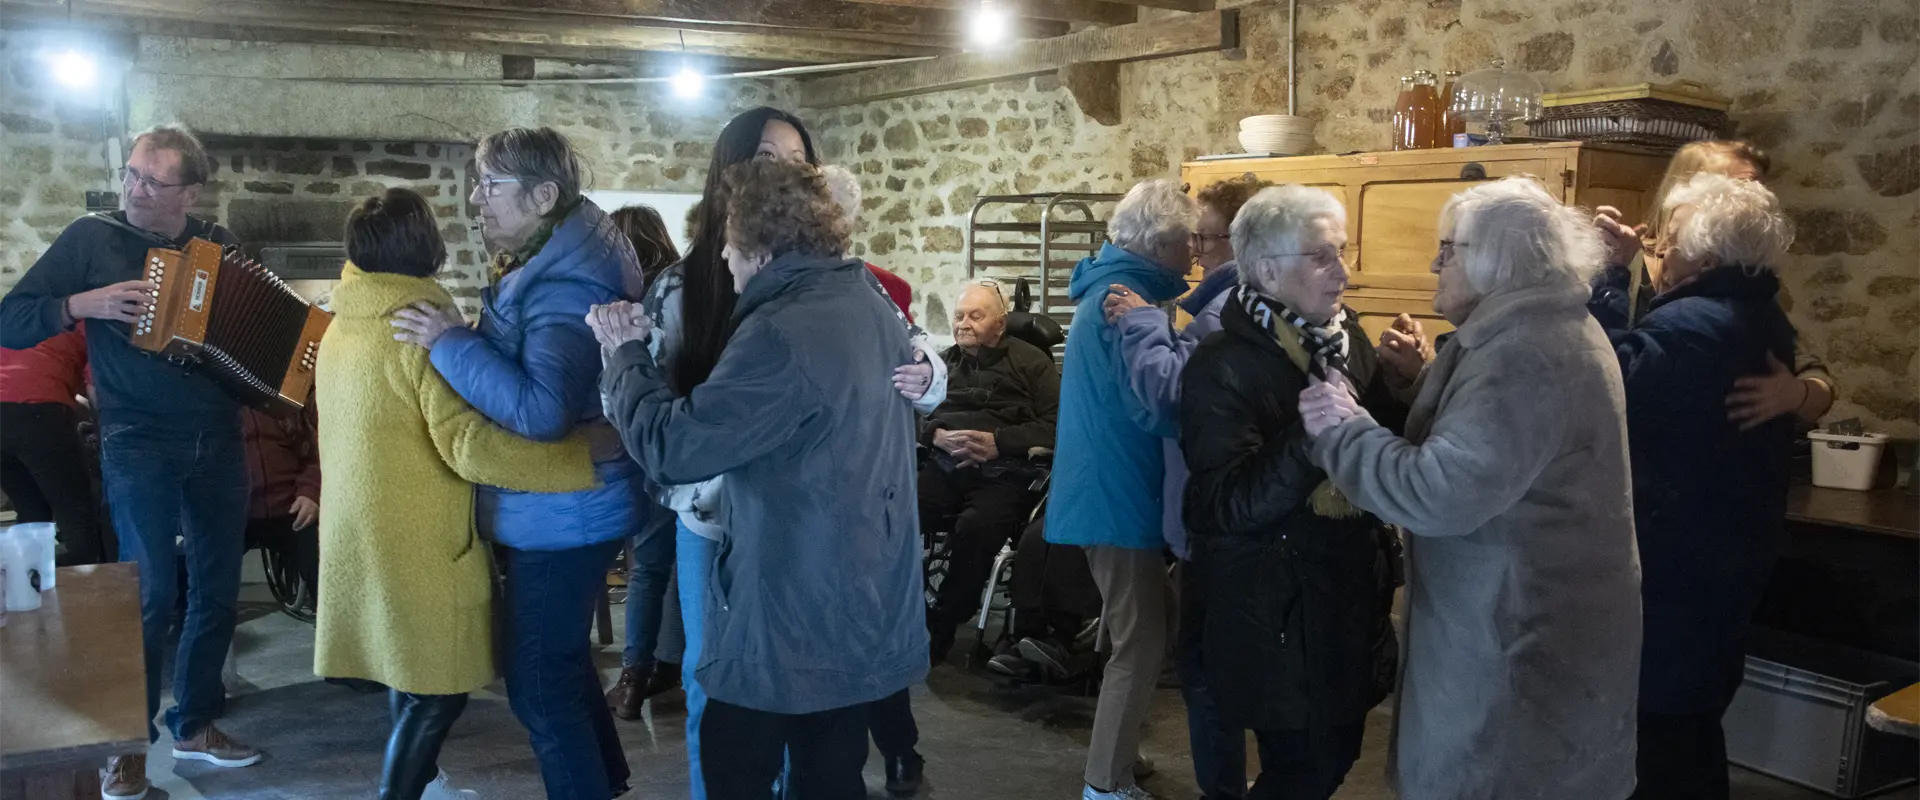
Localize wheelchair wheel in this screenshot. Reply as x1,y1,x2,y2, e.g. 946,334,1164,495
922,529,952,609
260,546,316,624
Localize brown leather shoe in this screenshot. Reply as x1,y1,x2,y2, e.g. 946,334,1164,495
606,665,647,721
101,754,150,800
171,724,262,768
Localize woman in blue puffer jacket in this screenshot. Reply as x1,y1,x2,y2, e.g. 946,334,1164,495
390,127,641,800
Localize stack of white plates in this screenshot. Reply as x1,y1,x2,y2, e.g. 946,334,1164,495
1238,114,1315,155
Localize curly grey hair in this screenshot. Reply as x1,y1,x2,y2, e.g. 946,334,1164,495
1439,177,1605,296
1108,179,1200,258
1662,172,1793,270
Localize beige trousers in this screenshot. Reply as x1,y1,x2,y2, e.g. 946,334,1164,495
1082,545,1175,791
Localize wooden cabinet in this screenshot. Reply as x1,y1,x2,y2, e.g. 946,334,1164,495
1180,142,1670,341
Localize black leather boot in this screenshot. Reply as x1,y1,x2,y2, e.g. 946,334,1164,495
380,691,470,800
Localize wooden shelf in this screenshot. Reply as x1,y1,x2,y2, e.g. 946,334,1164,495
1786,484,1920,540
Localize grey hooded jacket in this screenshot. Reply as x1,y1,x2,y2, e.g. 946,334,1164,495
601,251,928,714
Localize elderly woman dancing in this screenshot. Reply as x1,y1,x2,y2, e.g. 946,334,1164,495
1179,185,1404,800
594,158,925,800
1046,178,1197,800
1298,176,1642,800
1594,174,1798,800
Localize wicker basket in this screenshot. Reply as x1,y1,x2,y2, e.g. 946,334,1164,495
1536,82,1732,150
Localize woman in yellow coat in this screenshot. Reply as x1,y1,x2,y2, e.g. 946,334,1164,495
315,188,598,800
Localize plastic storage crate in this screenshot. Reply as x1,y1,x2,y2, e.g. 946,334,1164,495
1725,630,1919,797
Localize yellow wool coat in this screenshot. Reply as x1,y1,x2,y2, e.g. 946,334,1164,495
313,263,597,696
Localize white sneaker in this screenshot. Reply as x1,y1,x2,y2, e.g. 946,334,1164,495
1081,783,1155,800
421,770,480,800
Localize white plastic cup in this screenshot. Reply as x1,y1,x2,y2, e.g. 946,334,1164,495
13,522,56,590
0,531,42,612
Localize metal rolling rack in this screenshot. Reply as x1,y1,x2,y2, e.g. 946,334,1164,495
964,193,1122,354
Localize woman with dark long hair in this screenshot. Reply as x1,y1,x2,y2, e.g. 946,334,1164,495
602,204,688,720
636,106,943,799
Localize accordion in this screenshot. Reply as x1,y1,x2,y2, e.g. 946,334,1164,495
129,238,331,413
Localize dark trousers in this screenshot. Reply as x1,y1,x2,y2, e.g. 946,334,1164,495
1630,709,1731,800
1178,559,1247,800
1246,724,1366,800
622,499,677,670
245,514,319,599
1009,517,1098,643
867,688,918,760
919,465,1031,628
501,540,631,800
381,691,468,800
702,698,871,800
99,416,247,743
0,402,106,565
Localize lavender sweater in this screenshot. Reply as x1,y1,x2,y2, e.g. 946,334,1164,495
1113,264,1237,559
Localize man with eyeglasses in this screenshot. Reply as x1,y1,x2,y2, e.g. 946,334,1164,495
0,125,264,800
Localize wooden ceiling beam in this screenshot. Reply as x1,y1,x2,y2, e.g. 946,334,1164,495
1108,0,1212,11
4,0,953,63
386,0,1070,40
799,7,1234,106
836,0,1136,26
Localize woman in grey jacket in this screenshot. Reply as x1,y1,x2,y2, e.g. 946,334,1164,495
1300,178,1642,800
593,159,926,799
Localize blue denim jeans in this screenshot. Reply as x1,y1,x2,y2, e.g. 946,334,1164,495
622,500,677,670
99,415,248,744
501,540,631,800
678,520,715,800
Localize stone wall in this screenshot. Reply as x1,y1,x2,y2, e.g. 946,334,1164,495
814,0,1920,436
1,30,790,315
0,30,117,288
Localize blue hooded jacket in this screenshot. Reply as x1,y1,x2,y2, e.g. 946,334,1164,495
429,199,648,551
1044,243,1193,551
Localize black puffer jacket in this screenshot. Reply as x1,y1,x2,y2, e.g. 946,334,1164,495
922,336,1060,458
1179,299,1406,733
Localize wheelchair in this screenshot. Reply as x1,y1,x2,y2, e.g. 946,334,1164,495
921,279,1065,668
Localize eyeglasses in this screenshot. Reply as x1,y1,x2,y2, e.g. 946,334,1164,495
1275,244,1348,264
117,166,193,194
476,175,523,197
1189,232,1230,254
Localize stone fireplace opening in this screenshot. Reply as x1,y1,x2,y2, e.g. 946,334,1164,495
195,135,487,312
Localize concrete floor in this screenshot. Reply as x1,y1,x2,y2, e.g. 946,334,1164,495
131,572,1916,800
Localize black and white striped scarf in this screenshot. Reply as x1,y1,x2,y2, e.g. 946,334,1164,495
1237,286,1350,378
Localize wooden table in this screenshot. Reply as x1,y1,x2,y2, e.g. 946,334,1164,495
0,563,149,798
1786,484,1920,539
1869,682,1920,738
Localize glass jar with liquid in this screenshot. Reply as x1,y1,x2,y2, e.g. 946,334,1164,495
1408,70,1444,149
1392,76,1414,151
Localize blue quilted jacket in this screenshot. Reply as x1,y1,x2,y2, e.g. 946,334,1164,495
428,199,648,551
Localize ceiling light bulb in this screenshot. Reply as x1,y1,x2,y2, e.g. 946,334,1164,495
670,66,704,99
49,49,97,90
969,1,1010,49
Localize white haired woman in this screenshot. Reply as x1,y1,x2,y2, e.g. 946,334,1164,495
1594,174,1797,800
1298,176,1642,799
1045,178,1196,800
1178,185,1404,799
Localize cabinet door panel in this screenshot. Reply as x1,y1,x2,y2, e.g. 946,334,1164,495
1353,164,1558,291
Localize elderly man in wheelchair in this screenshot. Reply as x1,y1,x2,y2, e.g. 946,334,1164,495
920,280,1061,663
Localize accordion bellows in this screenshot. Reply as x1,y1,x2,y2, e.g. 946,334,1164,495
130,238,330,413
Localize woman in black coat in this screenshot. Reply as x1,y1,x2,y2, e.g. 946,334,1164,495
1591,174,1799,800
1178,185,1407,800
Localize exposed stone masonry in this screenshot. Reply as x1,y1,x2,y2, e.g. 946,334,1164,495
815,0,1919,436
